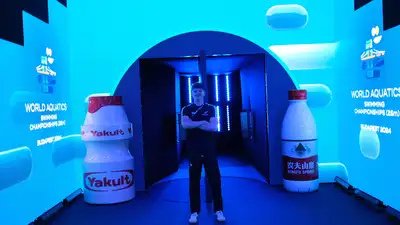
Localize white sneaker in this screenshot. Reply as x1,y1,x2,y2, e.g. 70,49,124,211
188,212,198,224
215,211,226,222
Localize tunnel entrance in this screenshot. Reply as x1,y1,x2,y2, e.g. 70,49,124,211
115,31,296,190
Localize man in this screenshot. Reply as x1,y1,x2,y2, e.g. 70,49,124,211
181,82,226,223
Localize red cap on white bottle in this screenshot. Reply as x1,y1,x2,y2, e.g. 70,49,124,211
88,96,123,113
288,90,307,100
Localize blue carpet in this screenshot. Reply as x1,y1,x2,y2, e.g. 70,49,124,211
47,178,397,225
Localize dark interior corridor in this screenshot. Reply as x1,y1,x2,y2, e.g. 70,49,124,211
139,54,269,188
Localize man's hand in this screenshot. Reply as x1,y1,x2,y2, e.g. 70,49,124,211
199,122,210,130
182,116,209,129
199,117,217,132
199,120,209,126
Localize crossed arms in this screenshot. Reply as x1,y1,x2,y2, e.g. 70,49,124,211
181,108,218,132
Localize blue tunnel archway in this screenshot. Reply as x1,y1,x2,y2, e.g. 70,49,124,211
114,31,296,189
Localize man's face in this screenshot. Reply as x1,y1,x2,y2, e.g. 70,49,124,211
192,88,205,100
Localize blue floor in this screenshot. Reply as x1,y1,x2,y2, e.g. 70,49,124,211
48,157,398,225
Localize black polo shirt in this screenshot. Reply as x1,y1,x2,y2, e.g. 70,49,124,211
182,103,216,142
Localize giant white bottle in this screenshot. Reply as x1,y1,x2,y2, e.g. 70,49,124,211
281,90,319,192
81,96,135,204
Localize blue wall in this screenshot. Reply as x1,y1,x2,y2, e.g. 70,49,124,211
67,0,342,188
67,0,398,212
1,0,378,223
336,0,400,211
67,0,338,132
0,1,77,225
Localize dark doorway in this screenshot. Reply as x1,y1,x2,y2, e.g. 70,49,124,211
139,53,269,187
140,59,179,188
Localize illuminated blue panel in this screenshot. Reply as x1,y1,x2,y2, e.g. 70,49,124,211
52,134,86,166
225,75,230,101
226,105,230,131
0,146,32,191
269,43,338,70
266,4,309,30
198,75,202,83
216,106,221,132
188,77,192,103
214,75,219,102
299,84,332,108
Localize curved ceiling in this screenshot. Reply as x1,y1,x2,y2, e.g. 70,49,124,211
163,54,262,74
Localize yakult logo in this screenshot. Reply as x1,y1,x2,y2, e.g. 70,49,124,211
84,170,134,192
82,129,125,137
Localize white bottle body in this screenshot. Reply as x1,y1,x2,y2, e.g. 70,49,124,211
83,141,135,204
281,100,319,192
81,100,135,204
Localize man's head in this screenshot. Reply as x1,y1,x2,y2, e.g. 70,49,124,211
191,82,205,102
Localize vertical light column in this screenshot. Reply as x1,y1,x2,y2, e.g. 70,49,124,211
216,105,221,132
188,77,192,103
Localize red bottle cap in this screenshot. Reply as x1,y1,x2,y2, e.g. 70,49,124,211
288,90,307,100
88,96,123,113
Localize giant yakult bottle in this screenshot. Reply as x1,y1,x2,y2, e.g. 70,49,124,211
81,96,135,204
281,90,319,192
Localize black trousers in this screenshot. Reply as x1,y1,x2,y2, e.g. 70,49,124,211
187,140,223,213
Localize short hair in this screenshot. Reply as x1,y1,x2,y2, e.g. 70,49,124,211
191,82,204,90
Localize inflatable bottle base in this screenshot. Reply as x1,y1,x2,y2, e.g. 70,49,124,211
84,187,136,205
283,179,319,193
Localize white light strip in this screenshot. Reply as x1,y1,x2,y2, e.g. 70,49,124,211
269,42,339,70
226,105,230,131
216,106,221,132
188,77,192,103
